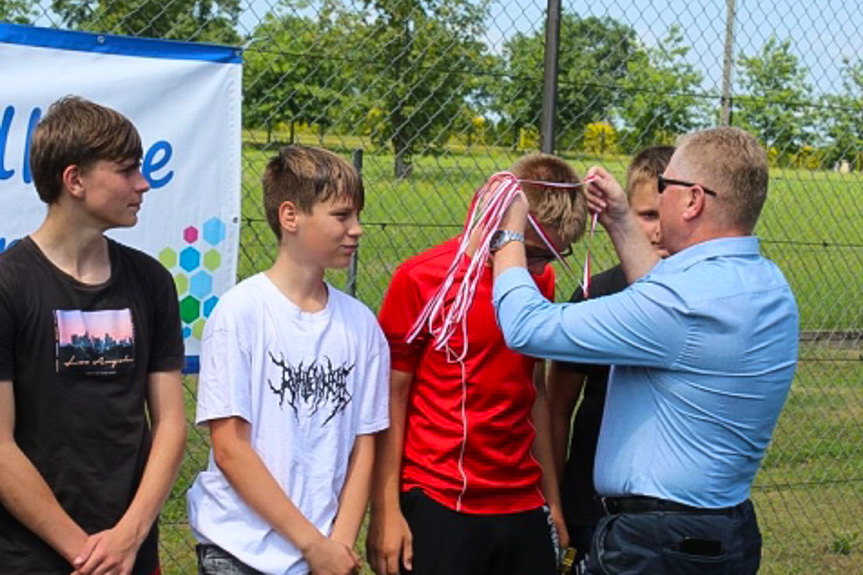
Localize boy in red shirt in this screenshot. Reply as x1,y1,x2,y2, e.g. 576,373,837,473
367,154,588,575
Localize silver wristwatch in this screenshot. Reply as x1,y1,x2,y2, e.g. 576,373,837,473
489,230,525,252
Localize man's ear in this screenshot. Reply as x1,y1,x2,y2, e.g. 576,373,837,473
681,186,707,222
61,165,86,200
279,200,299,234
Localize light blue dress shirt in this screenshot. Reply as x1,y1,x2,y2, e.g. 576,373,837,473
494,237,799,508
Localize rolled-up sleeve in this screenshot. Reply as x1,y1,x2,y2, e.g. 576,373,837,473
493,267,685,368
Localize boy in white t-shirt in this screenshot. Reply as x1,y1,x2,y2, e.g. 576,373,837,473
187,145,390,575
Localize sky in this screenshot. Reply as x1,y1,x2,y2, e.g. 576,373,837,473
481,0,862,95
238,0,863,96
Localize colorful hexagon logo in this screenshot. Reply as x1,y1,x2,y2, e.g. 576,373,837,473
192,318,207,339
203,249,221,271
180,295,201,324
174,273,189,295
183,226,199,243
203,218,226,245
179,247,201,272
190,271,213,299
159,248,177,269
203,296,219,317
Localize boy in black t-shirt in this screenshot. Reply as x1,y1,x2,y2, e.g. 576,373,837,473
0,96,186,574
546,145,674,573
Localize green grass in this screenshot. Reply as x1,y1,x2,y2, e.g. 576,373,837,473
157,139,863,573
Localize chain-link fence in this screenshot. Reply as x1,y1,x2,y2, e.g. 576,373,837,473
9,0,863,572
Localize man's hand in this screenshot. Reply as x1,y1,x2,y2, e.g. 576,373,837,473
71,524,141,575
498,192,529,234
584,166,630,229
366,508,413,575
305,536,362,575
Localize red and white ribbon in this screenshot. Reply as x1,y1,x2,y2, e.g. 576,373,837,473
406,172,595,361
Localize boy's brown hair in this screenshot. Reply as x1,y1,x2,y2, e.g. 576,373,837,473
29,96,143,204
263,145,364,240
510,153,588,246
626,145,675,199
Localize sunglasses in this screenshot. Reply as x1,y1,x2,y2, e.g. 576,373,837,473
657,175,717,197
525,244,573,263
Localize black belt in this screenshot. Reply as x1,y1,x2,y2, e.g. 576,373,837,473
600,496,742,516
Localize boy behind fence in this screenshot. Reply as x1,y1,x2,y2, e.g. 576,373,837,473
547,145,675,571
187,145,390,575
0,96,186,574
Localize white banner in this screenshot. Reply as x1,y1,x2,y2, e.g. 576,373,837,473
0,23,243,371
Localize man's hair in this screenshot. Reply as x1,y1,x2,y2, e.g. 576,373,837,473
263,145,364,240
676,127,769,232
510,153,587,245
626,145,675,199
29,96,143,204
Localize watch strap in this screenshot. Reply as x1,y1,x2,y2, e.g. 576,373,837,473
490,230,525,252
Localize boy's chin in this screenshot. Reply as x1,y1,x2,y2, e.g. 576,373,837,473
326,256,354,270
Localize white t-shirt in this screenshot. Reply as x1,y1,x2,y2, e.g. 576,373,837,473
187,273,390,574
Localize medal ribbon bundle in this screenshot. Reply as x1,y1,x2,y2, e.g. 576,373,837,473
406,171,596,361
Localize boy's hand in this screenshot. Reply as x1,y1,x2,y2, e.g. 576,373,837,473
306,536,361,575
366,508,413,575
549,503,570,550
70,524,140,575
584,166,630,229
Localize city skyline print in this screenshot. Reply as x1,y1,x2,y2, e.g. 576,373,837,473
55,308,136,377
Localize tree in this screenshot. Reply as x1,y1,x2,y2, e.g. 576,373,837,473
736,36,813,157
350,0,492,178
617,25,705,153
243,9,350,144
1,0,35,23
819,59,863,170
493,13,640,151
51,0,240,43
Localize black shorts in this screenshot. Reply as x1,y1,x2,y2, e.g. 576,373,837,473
400,488,557,575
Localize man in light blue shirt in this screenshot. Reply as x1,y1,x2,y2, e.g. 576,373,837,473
491,126,798,574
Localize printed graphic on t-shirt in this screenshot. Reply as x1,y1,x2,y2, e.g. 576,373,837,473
267,351,354,426
55,309,136,377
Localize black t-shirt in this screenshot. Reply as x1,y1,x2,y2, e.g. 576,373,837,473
0,237,184,573
559,264,628,528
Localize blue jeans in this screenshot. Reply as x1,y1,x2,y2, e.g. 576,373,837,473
585,499,761,574
197,544,262,575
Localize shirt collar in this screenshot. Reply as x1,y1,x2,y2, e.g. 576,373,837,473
653,236,761,275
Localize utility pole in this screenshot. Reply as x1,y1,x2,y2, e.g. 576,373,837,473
720,0,737,125
540,0,562,152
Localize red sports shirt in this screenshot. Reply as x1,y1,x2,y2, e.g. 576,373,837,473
379,238,555,514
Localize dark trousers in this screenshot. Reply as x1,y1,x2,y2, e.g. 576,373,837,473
400,488,558,575
585,499,761,575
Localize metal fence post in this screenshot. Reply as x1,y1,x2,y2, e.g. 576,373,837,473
347,148,362,297
540,0,562,153
719,0,736,126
